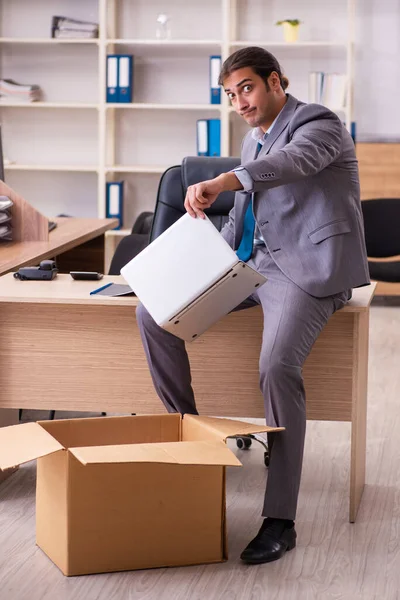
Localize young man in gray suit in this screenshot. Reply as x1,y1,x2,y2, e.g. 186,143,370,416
136,47,370,565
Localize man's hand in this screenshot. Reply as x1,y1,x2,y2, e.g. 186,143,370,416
184,172,243,219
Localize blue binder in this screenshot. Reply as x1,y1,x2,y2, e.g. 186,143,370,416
208,119,221,157
106,55,119,103
117,55,133,103
196,119,208,156
209,55,221,104
106,181,124,229
350,121,356,144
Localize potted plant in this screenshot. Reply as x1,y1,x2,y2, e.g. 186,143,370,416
276,19,301,43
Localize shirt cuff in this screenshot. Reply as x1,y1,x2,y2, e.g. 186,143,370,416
231,167,254,192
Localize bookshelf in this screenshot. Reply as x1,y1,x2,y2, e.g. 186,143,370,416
0,0,356,267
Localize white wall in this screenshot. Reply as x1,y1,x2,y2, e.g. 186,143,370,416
355,0,400,141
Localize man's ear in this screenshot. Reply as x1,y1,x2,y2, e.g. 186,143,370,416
268,71,280,90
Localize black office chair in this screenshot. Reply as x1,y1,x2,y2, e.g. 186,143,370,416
149,156,240,242
108,211,154,275
361,198,400,283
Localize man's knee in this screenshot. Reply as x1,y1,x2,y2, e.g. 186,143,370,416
259,354,303,389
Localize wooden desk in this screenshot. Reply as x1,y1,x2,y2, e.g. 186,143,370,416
0,274,376,522
0,217,118,276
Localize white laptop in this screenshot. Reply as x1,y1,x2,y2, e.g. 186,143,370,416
120,213,267,342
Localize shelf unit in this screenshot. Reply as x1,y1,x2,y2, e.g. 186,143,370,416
0,0,356,266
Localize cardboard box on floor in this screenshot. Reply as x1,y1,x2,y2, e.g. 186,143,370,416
0,414,284,576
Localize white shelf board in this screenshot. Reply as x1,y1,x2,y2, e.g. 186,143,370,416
0,102,98,109
4,164,98,172
231,41,347,48
106,165,167,174
0,37,99,44
106,39,222,46
106,103,220,110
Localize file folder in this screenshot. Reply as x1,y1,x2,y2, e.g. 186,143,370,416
106,181,124,229
118,55,133,103
106,55,119,103
208,119,221,157
196,119,208,156
209,55,221,104
350,121,356,144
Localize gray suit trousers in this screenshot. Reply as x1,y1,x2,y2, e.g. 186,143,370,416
136,246,351,520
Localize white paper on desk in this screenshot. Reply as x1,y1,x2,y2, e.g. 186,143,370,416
94,283,134,297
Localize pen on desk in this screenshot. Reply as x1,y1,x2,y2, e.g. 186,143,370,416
90,282,113,295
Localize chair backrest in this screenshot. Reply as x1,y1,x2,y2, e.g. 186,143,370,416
108,211,154,275
149,156,240,242
361,198,400,257
131,211,153,235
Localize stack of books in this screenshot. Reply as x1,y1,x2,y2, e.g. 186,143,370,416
0,79,42,103
0,196,12,241
51,16,99,39
309,71,347,111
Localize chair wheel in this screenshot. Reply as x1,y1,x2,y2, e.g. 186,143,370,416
264,451,270,467
236,436,252,450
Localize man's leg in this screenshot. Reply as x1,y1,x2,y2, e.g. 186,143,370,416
136,294,259,415
257,278,337,520
136,303,198,415
241,249,351,563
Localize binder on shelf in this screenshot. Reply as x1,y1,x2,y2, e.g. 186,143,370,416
309,71,347,111
350,121,356,144
106,55,119,103
321,73,347,111
308,71,324,104
196,119,221,157
106,181,124,229
209,55,221,105
196,119,208,156
118,55,133,103
208,119,221,157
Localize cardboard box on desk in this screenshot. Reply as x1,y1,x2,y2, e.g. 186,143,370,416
0,414,283,576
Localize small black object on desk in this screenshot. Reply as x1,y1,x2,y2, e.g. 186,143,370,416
70,271,103,281
14,259,58,281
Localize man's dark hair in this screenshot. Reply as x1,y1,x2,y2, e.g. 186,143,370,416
218,46,289,90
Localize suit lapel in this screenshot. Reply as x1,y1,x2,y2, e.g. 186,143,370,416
260,94,299,155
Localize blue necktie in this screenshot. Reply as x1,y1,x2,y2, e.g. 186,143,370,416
236,141,263,262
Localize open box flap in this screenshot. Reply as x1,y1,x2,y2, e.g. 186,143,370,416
182,415,285,442
0,422,64,471
69,440,242,467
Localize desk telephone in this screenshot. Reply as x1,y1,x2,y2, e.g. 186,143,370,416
14,259,58,281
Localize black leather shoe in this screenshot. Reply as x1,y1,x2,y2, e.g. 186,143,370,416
240,518,297,564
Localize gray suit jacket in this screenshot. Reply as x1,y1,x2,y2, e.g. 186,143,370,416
221,94,370,297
